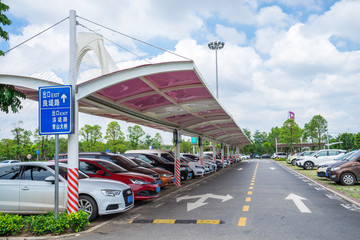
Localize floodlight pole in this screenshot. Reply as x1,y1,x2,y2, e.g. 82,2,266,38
208,41,225,99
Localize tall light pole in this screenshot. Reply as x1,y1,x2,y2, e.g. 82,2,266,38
208,41,225,99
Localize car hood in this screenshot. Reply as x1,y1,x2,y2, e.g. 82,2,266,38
79,177,130,190
152,167,172,175
329,160,349,168
130,166,158,176
115,172,156,182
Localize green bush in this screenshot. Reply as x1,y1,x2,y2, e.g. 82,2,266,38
0,212,24,236
0,210,89,236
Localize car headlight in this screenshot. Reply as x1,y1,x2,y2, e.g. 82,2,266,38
331,167,341,171
101,189,121,197
160,173,172,177
130,179,149,185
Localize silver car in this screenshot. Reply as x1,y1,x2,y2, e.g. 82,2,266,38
0,162,134,221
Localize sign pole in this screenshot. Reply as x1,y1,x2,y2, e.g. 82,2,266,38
54,135,59,219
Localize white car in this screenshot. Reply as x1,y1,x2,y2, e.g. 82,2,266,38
0,162,134,221
296,149,346,170
0,160,20,164
317,151,355,177
271,152,287,159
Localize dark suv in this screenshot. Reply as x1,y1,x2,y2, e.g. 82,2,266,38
326,149,360,185
123,152,191,181
58,152,160,183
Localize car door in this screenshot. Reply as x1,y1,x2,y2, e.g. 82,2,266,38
19,165,65,213
0,165,21,212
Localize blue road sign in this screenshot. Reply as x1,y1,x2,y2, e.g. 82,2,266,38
191,137,197,144
39,85,73,135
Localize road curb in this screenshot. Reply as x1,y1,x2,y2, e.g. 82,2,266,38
276,160,360,208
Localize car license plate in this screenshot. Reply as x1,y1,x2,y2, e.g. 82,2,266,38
127,195,133,203
156,186,160,192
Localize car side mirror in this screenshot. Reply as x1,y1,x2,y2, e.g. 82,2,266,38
45,176,55,184
96,170,105,175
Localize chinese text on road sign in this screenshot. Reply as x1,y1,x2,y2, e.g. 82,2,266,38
39,86,72,135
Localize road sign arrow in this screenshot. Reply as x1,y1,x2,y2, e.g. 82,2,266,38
285,193,311,213
238,168,243,170
61,94,67,103
207,193,233,202
187,201,208,211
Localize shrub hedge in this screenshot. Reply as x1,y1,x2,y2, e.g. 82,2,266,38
0,210,89,236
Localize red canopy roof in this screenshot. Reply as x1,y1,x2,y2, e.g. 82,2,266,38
0,61,251,147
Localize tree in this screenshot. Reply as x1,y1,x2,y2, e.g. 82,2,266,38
11,121,32,161
253,130,268,154
0,3,26,114
268,126,281,151
0,1,11,56
279,119,302,153
127,125,145,149
79,124,103,151
354,132,360,149
33,129,54,161
105,121,126,153
152,133,163,149
0,138,16,160
305,115,328,149
338,133,355,150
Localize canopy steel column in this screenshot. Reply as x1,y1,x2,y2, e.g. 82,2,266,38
227,145,230,161
221,143,224,168
174,129,181,187
212,141,217,163
67,10,79,214
199,136,203,166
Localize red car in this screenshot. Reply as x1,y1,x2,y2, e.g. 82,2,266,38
129,157,175,188
59,158,160,201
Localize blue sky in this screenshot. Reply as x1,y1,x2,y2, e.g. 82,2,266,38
1,0,359,144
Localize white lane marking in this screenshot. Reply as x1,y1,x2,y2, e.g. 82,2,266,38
177,193,233,211
285,193,311,213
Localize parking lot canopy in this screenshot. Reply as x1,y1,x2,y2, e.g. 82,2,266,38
0,61,251,147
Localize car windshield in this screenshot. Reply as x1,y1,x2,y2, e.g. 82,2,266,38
133,159,152,168
94,160,127,173
119,155,139,168
48,165,88,180
345,150,360,161
335,151,354,161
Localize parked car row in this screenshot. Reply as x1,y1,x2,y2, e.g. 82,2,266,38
0,149,241,221
294,149,346,170
286,149,360,186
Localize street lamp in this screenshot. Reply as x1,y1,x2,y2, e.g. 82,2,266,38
208,41,225,99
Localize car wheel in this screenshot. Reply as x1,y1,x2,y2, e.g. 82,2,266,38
303,161,314,170
79,195,98,221
291,160,296,166
340,173,356,186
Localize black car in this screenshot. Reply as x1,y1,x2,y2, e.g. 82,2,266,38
58,152,160,183
261,154,272,159
123,153,190,181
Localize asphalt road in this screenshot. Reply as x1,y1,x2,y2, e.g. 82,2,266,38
69,159,360,240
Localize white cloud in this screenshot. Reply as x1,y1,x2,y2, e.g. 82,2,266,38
215,25,247,45
1,0,360,143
